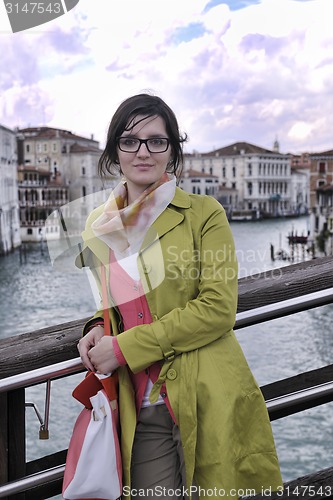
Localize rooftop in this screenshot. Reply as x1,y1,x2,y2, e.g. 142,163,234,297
19,127,98,145
184,168,218,178
70,142,102,154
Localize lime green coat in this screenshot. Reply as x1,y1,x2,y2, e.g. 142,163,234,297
77,187,283,498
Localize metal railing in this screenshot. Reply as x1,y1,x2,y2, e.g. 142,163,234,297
0,357,84,394
0,466,64,498
234,286,333,329
0,287,333,497
266,379,333,417
1,287,332,395
1,380,333,497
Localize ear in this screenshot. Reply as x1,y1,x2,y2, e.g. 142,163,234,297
166,159,175,173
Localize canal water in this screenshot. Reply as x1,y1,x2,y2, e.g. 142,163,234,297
1,214,333,497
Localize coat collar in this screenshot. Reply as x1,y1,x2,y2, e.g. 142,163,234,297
169,186,191,209
77,187,191,267
140,187,190,247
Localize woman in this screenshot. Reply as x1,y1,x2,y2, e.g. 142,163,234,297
77,93,283,498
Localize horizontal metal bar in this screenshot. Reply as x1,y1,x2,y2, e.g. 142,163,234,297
0,357,84,393
266,380,333,416
25,402,44,426
0,465,64,498
235,286,333,329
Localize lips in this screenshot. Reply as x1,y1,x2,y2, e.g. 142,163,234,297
134,164,154,171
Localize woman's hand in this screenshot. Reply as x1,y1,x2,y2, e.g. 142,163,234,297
88,336,120,374
77,325,104,372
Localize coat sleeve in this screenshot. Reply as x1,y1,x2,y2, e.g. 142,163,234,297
116,197,238,373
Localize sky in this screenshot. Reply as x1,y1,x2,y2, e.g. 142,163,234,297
0,0,332,155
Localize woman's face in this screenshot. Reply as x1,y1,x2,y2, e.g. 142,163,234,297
117,114,172,201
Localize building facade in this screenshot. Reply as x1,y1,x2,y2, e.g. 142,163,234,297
184,141,292,217
289,154,310,216
17,165,69,242
304,149,333,255
17,127,106,202
314,184,333,255
16,127,121,244
308,150,333,209
179,168,219,196
0,125,21,254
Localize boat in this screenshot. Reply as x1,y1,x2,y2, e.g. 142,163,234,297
287,233,308,244
229,209,260,221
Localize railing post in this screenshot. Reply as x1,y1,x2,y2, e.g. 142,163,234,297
0,389,26,500
0,393,8,492
8,388,26,500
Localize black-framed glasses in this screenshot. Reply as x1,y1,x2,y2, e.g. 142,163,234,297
117,137,170,153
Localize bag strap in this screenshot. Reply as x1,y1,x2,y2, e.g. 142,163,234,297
101,264,111,337
100,264,119,399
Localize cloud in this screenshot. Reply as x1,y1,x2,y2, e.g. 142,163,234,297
0,83,53,128
0,0,333,155
0,37,40,89
45,26,89,54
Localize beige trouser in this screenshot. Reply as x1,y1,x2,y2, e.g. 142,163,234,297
131,404,198,499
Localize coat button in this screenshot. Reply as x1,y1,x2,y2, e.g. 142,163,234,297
143,264,152,273
166,369,177,380
161,392,167,398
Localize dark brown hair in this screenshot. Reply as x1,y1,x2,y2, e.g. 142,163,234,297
98,94,187,178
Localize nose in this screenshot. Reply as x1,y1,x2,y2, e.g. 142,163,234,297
137,142,150,156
